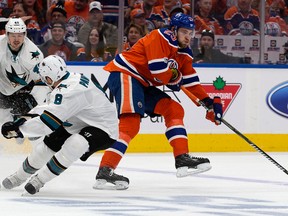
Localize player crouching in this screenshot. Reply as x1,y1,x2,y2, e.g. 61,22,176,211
1,55,119,194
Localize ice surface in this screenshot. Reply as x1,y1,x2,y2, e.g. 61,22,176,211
0,152,288,216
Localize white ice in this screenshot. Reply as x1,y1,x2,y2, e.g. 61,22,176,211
0,152,288,216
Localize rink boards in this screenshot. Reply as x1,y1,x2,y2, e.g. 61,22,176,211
1,133,288,154
1,63,288,153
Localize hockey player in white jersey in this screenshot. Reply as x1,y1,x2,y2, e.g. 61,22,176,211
1,55,119,194
0,17,44,124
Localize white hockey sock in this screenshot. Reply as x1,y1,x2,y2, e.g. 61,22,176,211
27,139,55,169
37,134,89,184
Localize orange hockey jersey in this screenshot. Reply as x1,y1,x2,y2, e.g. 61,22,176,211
104,28,209,100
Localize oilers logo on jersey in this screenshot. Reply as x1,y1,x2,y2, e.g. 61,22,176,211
168,59,178,70
239,21,254,36
265,22,281,37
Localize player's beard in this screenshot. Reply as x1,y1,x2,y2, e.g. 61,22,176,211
179,41,189,49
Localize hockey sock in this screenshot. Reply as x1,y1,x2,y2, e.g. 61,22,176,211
15,157,38,181
38,134,89,183
100,113,140,169
28,140,55,169
154,98,188,157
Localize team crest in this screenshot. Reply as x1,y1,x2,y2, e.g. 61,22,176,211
6,65,28,86
31,50,40,60
264,22,281,37
168,59,178,70
239,21,254,35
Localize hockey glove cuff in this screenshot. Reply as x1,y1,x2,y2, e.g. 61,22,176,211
213,97,223,125
1,118,26,139
202,97,223,125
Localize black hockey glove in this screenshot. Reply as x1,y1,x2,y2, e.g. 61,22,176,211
201,96,223,125
1,118,26,139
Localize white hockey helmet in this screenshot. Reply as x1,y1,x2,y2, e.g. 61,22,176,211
5,18,26,33
38,55,68,88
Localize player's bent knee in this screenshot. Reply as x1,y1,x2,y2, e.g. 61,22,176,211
61,134,90,160
119,114,141,139
164,100,184,120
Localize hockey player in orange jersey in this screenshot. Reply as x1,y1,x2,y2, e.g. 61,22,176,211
94,12,223,190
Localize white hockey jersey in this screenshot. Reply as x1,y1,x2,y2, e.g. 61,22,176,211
19,72,118,140
0,35,44,95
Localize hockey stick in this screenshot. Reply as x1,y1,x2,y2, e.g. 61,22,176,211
181,86,288,176
13,113,39,120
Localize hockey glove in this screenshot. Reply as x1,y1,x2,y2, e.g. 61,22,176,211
1,118,26,139
167,68,183,91
202,96,223,125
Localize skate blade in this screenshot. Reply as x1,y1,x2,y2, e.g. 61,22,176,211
93,179,129,190
21,191,37,197
176,163,212,178
21,191,31,196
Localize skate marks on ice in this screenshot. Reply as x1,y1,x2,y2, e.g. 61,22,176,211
0,153,288,216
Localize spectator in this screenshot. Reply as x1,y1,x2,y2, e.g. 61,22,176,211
0,0,15,18
153,0,182,26
22,0,46,28
251,0,260,11
76,27,113,62
214,0,229,16
146,13,165,32
117,23,145,54
266,0,288,19
197,0,224,35
10,2,43,45
77,1,118,55
41,1,68,43
265,1,288,36
130,8,149,35
98,0,129,26
47,0,89,43
193,29,251,64
38,21,78,61
224,0,260,35
132,0,158,19
153,0,191,14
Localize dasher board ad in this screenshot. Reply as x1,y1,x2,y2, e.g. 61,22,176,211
67,65,288,134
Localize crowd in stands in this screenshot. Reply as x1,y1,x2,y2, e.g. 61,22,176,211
1,0,288,63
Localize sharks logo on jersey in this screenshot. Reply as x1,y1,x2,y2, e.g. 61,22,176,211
6,65,28,86
31,50,41,60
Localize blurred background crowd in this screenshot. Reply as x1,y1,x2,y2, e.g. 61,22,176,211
0,0,288,64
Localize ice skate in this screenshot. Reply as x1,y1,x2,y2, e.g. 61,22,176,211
175,153,212,177
2,172,26,189
93,166,129,190
24,175,44,195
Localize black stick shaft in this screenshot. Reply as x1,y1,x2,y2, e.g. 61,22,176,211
181,86,288,176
